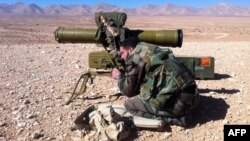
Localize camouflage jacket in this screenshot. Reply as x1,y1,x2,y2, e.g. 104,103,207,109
118,42,195,109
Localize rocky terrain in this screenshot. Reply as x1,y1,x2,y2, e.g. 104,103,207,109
0,16,250,141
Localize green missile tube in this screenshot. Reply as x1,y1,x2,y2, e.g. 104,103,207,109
55,27,183,47
55,27,97,43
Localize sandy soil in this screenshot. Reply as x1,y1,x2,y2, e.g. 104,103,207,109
0,16,250,141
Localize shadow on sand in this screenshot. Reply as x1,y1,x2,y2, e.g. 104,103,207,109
213,73,231,80
199,88,240,94
185,95,229,128
127,95,229,140
197,73,231,80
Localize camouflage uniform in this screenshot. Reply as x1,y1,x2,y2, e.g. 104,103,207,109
118,42,199,119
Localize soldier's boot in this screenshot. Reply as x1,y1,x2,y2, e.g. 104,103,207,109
163,116,187,127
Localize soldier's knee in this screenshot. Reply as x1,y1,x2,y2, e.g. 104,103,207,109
124,100,130,110
124,98,134,112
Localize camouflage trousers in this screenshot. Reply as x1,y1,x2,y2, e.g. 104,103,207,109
124,88,199,119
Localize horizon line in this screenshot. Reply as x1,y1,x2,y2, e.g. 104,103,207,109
1,2,250,8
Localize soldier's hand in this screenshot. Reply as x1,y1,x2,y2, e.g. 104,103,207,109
112,68,121,80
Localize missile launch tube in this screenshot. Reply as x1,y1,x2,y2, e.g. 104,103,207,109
55,27,183,47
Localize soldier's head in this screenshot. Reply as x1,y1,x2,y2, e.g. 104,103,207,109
120,37,138,61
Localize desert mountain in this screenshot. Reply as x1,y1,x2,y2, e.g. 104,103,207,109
0,2,250,16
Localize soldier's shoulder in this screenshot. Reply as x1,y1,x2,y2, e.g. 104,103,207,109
137,42,158,48
133,42,157,53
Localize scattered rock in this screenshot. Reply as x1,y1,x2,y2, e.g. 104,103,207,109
26,113,36,119
222,119,229,124
32,120,40,126
5,83,10,87
9,90,15,95
12,110,19,115
0,26,250,141
32,130,44,139
161,132,172,140
56,116,63,125
0,121,7,127
43,96,50,100
45,137,56,140
19,105,26,111
17,128,24,135
24,99,31,105
184,129,189,135
16,121,26,128
12,107,18,111
75,64,81,69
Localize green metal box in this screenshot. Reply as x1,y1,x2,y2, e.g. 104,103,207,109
89,51,215,79
176,56,215,79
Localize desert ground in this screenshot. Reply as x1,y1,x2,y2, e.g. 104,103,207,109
0,16,250,141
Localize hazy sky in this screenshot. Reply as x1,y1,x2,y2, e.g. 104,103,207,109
2,0,250,8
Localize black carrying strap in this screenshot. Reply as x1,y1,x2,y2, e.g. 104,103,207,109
74,105,95,129
65,72,91,105
95,24,103,41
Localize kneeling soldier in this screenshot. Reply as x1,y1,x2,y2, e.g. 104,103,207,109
112,38,199,126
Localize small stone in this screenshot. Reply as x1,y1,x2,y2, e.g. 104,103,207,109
57,115,62,121
19,105,26,110
12,110,19,115
32,120,39,126
184,129,189,135
5,83,10,87
176,126,185,131
12,107,19,111
161,132,172,140
0,121,7,127
43,96,50,100
24,99,31,105
222,119,229,124
46,137,56,140
17,128,24,135
26,86,31,90
33,132,44,139
56,116,63,125
26,113,36,119
17,121,26,128
75,64,81,69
